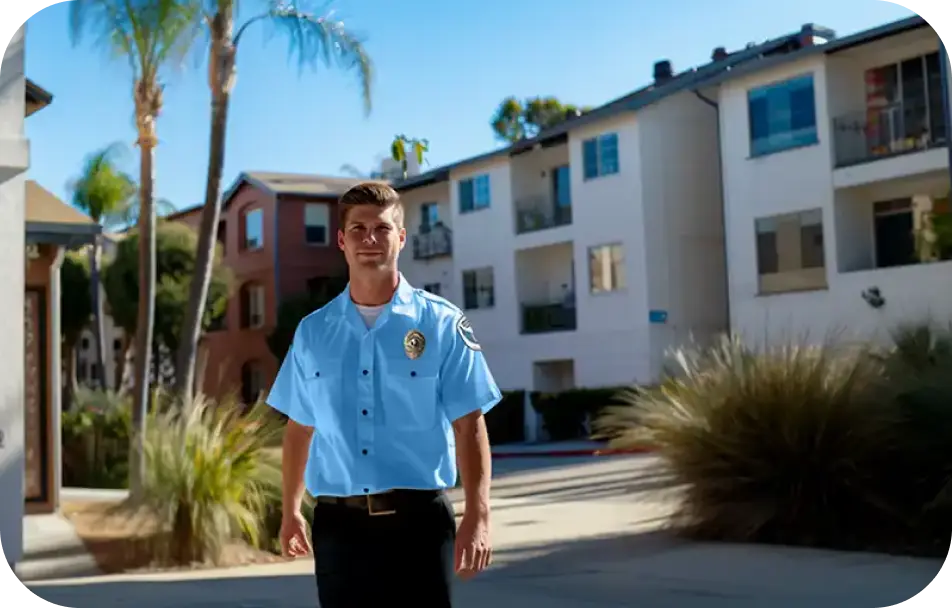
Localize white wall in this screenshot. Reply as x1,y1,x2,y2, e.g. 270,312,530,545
0,24,27,566
719,56,837,345
637,91,729,377
719,39,952,350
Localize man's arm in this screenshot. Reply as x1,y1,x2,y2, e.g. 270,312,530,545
453,411,492,518
282,420,314,517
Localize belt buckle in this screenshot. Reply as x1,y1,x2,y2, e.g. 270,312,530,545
366,493,396,516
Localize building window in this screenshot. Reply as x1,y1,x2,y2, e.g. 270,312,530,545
462,267,494,310
748,74,818,157
305,203,330,245
423,282,441,295
241,361,264,405
588,243,625,293
240,283,266,328
81,337,90,351
755,208,827,294
459,175,490,213
243,208,264,250
582,133,620,180
420,202,439,230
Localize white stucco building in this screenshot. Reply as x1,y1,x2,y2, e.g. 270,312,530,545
706,16,952,348
399,73,734,392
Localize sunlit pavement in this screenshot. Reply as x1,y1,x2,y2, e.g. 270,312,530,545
26,455,946,608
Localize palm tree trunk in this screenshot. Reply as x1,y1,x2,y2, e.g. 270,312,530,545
88,237,107,390
130,101,159,498
175,13,236,404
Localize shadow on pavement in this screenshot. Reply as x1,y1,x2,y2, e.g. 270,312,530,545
27,527,944,608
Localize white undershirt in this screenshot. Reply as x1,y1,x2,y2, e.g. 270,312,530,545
355,303,387,328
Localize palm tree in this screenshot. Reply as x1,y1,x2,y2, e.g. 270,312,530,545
68,143,137,392
175,0,373,402
70,0,202,496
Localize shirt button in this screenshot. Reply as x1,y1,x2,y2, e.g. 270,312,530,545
314,371,320,377
410,371,417,377
362,409,368,416
362,449,368,455
363,488,369,494
363,369,369,375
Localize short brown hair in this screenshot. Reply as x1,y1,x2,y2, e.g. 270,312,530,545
338,181,404,228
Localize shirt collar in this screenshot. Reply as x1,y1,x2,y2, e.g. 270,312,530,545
330,272,416,329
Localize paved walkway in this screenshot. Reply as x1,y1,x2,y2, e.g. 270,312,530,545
21,456,948,607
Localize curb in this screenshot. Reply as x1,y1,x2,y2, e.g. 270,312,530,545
491,446,654,459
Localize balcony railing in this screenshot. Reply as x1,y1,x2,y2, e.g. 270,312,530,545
521,300,577,334
832,102,948,168
514,194,572,234
412,223,452,260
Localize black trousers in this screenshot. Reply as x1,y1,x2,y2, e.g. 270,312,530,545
311,489,457,608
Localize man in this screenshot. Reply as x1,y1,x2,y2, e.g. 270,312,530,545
266,182,500,607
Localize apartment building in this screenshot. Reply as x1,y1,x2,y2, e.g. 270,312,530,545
708,16,952,347
168,172,360,401
398,72,742,391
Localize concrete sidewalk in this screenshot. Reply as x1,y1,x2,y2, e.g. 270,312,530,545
23,487,945,608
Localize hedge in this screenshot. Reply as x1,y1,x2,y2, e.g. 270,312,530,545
530,386,633,441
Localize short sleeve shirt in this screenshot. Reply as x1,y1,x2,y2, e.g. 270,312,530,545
266,275,502,497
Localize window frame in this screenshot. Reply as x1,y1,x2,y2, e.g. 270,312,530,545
747,73,819,158
243,207,265,251
462,266,495,310
754,208,828,295
582,133,620,180
459,175,491,214
588,243,625,294
304,202,330,246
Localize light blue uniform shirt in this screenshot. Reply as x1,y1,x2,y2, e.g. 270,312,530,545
266,275,502,497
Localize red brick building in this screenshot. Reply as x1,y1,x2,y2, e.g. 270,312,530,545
168,172,360,401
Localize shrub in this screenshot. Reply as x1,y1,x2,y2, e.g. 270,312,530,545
484,390,526,445
596,335,915,552
129,393,286,566
62,388,131,489
532,386,631,441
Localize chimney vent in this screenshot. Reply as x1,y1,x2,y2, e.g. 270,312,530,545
653,60,673,84
712,46,728,62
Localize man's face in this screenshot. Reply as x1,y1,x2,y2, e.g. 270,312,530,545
338,203,406,273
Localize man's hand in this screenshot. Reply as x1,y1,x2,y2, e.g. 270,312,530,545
454,512,492,579
279,511,312,558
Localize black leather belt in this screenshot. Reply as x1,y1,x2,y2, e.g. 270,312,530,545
315,489,441,516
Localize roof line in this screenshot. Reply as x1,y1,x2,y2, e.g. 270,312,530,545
394,15,930,191
26,221,101,247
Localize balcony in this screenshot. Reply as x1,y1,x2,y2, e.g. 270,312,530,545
514,194,572,234
832,102,948,169
521,300,577,334
412,223,452,260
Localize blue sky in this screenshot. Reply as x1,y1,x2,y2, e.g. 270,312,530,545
24,0,915,212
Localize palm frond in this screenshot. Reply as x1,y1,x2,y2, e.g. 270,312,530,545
236,2,373,114
69,143,138,225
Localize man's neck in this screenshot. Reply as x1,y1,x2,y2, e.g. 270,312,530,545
349,270,400,306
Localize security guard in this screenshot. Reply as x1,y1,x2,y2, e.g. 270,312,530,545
266,182,501,607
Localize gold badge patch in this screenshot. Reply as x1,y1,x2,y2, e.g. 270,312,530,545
404,329,426,359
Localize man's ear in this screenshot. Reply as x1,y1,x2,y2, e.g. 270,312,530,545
338,229,345,251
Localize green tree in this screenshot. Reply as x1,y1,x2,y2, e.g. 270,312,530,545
267,278,347,362
390,135,428,179
103,221,232,388
70,0,203,496
61,252,93,409
68,143,137,390
176,0,374,404
490,95,593,143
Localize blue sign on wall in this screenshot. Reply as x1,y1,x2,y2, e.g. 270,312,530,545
649,310,668,324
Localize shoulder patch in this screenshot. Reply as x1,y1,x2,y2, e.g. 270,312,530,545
455,314,481,351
